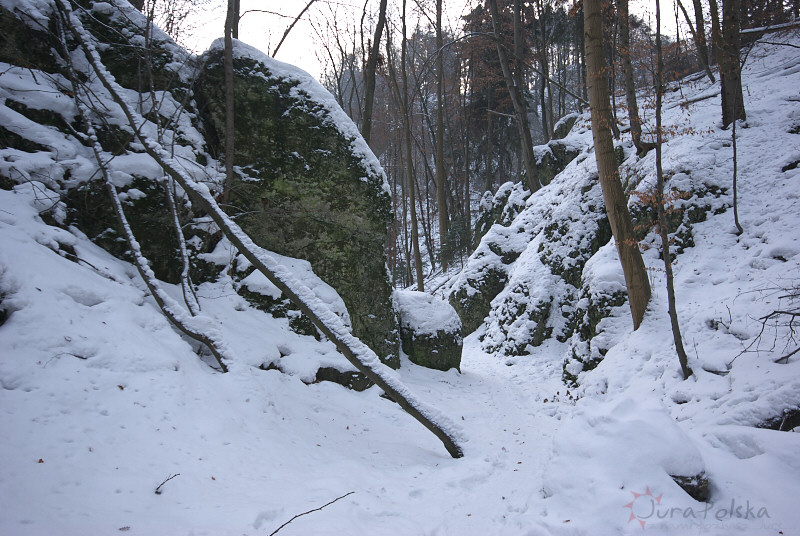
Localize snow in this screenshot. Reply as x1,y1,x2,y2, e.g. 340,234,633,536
1,2,800,533
395,289,461,335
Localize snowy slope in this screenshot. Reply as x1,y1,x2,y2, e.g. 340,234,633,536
2,6,800,535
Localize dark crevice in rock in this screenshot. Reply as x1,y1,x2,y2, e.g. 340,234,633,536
671,472,711,502
756,407,800,431
314,367,373,392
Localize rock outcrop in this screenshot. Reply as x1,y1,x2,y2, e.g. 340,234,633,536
195,42,399,368
395,290,462,372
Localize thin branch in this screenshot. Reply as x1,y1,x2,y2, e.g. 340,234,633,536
272,0,318,57
268,492,354,536
758,40,800,49
154,473,180,495
486,108,516,119
775,346,800,364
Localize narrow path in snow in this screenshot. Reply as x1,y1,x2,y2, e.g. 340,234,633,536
397,334,571,531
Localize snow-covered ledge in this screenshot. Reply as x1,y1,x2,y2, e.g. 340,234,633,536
395,290,462,372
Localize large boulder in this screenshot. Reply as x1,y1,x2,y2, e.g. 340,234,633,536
395,290,462,372
195,41,399,368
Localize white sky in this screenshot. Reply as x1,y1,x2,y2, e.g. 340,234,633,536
185,0,479,78
184,0,678,80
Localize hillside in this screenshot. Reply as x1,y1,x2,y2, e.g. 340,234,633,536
2,1,800,534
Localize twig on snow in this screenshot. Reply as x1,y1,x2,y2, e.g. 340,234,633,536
154,473,180,495
268,491,355,536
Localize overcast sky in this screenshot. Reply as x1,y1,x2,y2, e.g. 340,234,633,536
184,0,677,80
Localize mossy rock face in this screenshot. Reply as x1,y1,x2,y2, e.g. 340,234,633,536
630,176,729,258
0,290,8,327
449,265,508,336
482,283,553,356
195,48,399,368
552,113,578,140
756,407,800,431
401,328,462,371
0,172,14,191
4,100,73,136
562,287,627,386
614,144,625,165
473,181,529,247
671,472,710,502
231,263,321,339
536,140,580,186
0,6,60,74
315,367,373,392
74,1,185,93
396,290,462,371
63,177,183,283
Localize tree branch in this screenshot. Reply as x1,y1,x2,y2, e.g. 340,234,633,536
268,492,354,536
273,0,318,57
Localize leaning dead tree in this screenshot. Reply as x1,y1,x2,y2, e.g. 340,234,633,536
54,0,464,459
55,6,231,373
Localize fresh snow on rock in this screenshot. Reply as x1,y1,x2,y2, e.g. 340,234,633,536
395,289,461,335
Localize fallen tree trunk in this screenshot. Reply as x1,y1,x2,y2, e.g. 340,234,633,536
56,0,464,459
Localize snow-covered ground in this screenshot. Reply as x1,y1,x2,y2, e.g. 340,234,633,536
2,16,800,536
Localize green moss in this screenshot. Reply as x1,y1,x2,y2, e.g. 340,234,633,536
449,266,508,335
401,328,462,372
536,140,580,186
195,51,399,367
64,176,183,283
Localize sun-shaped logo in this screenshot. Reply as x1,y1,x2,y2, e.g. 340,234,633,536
623,486,662,529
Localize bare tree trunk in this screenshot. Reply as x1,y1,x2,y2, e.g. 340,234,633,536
676,0,716,82
488,0,541,193
618,0,654,154
655,0,691,379
486,86,495,192
709,0,722,65
720,0,746,128
691,0,710,68
398,0,424,290
435,0,450,271
165,179,201,316
221,0,235,207
585,0,651,330
361,0,388,146
231,0,240,38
